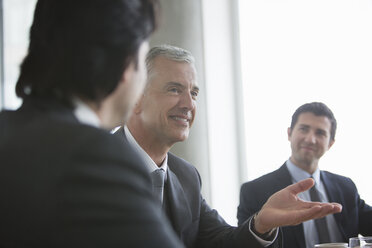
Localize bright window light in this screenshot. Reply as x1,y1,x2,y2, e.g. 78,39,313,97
3,0,36,109
239,0,372,204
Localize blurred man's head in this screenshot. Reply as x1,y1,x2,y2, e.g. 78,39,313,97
129,45,199,148
288,102,337,173
16,0,159,126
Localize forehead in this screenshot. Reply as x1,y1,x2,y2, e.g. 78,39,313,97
296,112,332,131
150,56,198,88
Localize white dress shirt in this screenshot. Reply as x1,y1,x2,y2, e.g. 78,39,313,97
73,98,101,127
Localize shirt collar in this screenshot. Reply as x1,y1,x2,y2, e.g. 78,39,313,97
286,159,321,185
124,125,168,174
72,98,101,128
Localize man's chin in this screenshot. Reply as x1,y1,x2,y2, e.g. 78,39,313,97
171,132,189,143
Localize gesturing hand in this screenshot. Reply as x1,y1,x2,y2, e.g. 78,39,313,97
253,178,342,234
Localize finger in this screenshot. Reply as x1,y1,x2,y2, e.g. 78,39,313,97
306,204,342,220
291,204,337,225
300,200,343,213
331,203,343,212
318,203,342,215
285,178,315,195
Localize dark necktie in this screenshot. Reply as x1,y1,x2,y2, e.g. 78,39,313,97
309,180,331,244
151,169,165,204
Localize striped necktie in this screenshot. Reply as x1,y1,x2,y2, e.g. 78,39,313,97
151,169,165,204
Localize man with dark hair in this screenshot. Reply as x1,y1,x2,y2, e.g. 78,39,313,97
116,46,343,248
238,102,372,248
0,0,183,247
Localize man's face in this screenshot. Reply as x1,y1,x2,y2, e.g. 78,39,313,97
288,112,334,169
137,56,198,146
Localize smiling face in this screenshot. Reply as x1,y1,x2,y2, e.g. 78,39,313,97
288,112,335,174
135,56,198,147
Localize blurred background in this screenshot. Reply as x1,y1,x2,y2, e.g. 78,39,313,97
1,0,371,225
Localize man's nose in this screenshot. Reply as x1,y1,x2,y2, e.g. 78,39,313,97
304,132,316,143
179,91,195,110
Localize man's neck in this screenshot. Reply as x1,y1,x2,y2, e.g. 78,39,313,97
127,124,170,166
289,157,319,175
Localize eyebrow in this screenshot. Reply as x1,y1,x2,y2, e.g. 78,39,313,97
298,124,309,128
164,82,200,92
298,124,328,133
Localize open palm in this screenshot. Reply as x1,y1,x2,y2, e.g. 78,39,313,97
254,178,342,234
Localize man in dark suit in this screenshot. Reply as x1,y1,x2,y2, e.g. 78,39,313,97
238,102,372,248
116,45,342,248
0,1,184,247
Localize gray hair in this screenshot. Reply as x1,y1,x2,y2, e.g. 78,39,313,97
146,44,195,77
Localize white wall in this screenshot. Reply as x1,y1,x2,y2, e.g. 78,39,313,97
2,0,36,109
239,0,372,204
202,0,245,225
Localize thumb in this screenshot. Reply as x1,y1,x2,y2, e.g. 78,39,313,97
286,178,315,195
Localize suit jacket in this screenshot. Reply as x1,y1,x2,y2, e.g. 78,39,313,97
0,97,183,248
238,163,372,248
162,152,282,248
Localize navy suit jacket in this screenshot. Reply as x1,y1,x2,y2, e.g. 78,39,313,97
238,163,372,248
0,97,182,248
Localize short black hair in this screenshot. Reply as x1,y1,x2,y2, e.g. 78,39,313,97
290,102,337,141
16,0,159,106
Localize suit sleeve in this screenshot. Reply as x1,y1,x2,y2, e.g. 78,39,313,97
359,196,372,235
237,182,267,226
194,174,280,248
352,180,372,235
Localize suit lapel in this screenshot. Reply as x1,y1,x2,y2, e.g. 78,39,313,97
164,168,192,236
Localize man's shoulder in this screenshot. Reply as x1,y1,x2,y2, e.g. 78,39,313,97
168,152,196,170
1,107,146,175
167,152,200,181
321,170,356,188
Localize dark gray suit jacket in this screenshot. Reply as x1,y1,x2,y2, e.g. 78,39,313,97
238,163,372,248
0,97,183,248
115,127,281,247
165,153,269,248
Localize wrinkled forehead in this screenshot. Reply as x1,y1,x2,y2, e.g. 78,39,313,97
148,56,198,87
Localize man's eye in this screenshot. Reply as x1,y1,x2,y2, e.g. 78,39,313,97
169,88,179,93
317,131,326,137
191,91,198,98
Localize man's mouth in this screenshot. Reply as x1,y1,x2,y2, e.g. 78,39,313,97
301,146,315,151
170,116,189,122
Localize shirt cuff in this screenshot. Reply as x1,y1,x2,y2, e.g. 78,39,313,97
248,215,279,247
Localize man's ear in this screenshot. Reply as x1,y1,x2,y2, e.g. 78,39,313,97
132,94,144,114
328,139,335,150
287,127,292,140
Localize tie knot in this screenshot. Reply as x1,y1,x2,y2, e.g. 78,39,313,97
310,176,317,186
152,169,165,188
